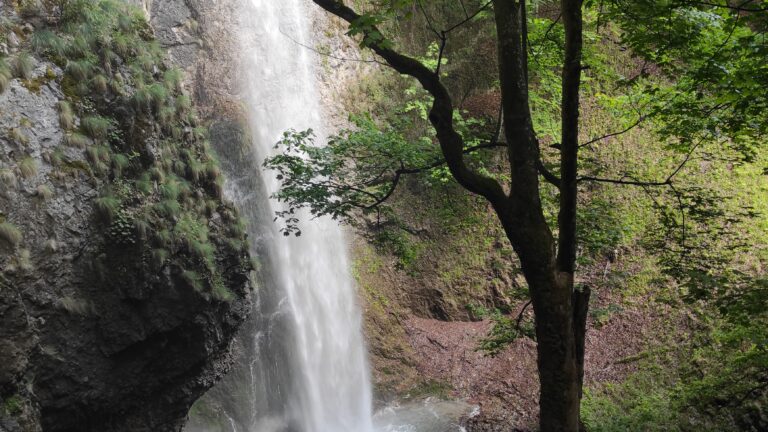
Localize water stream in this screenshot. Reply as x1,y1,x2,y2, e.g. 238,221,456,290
216,0,373,431
186,2,472,431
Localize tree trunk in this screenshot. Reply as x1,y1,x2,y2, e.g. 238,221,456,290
531,277,581,432
503,255,590,432
573,285,591,402
499,209,587,432
527,281,590,432
311,0,589,430
530,0,587,428
492,0,587,429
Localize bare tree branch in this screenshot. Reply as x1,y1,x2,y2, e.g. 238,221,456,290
578,133,708,186
577,175,671,186
580,115,646,148
444,0,493,34
280,29,385,65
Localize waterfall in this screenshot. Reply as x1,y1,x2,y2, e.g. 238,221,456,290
188,1,375,431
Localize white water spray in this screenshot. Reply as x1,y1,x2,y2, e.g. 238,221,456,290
184,2,477,431
231,1,375,431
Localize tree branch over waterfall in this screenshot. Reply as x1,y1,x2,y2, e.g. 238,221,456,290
311,0,507,208
263,1,768,430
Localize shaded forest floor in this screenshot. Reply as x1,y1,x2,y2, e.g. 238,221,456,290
398,290,683,431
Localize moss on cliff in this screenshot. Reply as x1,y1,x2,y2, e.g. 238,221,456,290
3,0,251,300
0,2,255,431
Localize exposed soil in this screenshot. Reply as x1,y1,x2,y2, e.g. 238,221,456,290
402,292,676,431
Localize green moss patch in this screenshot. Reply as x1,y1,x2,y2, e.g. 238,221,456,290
15,0,252,300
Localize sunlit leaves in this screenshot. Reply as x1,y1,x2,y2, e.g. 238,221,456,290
605,1,768,159
348,14,391,48
264,112,439,233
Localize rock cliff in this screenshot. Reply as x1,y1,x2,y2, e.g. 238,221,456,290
0,1,253,431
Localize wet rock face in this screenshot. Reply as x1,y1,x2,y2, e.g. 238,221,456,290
0,4,253,432
0,66,251,432
140,0,243,107
30,257,251,432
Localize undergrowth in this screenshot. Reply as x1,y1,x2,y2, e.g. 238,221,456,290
343,3,767,428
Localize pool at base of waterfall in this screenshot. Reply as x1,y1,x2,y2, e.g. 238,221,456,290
373,399,479,432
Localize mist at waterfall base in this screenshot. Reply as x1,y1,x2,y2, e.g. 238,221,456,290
185,1,472,431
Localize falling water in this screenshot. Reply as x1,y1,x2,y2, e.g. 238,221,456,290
187,0,374,431
182,1,482,431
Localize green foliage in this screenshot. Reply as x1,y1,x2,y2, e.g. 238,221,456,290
583,314,768,431
58,101,76,130
0,169,17,188
67,58,96,82
35,184,54,201
465,303,490,321
154,199,181,218
9,128,29,146
185,157,204,182
92,74,108,94
147,83,168,111
479,310,536,356
152,248,169,268
0,71,9,94
347,13,393,49
204,159,221,180
106,209,137,245
0,56,10,75
175,94,191,112
135,172,154,195
131,85,151,112
154,229,173,248
163,68,183,91
158,106,177,128
582,371,681,432
65,132,92,149
8,0,250,303
406,379,453,401
175,213,215,269
211,274,233,302
12,52,34,79
159,175,189,200
18,0,43,18
30,29,66,58
181,270,204,293
94,195,121,224
373,228,420,269
86,145,111,173
112,32,133,57
643,174,764,311
0,222,23,249
131,52,155,77
2,395,23,416
111,153,130,177
604,1,768,159
264,112,440,234
17,157,37,179
80,115,113,140
589,304,623,329
577,197,628,263
66,34,91,59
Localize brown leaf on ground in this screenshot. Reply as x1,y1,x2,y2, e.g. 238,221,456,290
403,291,676,431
